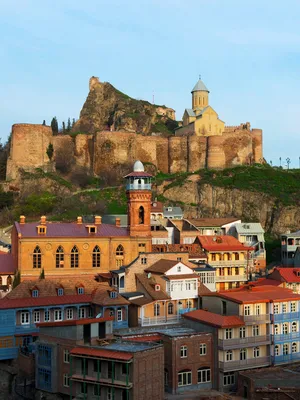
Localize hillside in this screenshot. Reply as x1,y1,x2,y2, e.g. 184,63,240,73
72,77,178,136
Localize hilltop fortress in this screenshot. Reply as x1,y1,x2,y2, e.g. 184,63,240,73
6,77,263,181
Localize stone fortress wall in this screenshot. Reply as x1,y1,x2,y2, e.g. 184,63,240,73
6,122,263,181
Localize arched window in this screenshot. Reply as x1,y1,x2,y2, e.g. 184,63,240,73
7,275,12,286
71,246,79,268
283,343,289,355
154,303,160,316
92,246,101,268
168,302,173,315
274,324,279,335
116,245,124,268
292,322,297,332
139,206,145,224
56,246,64,268
292,342,297,353
33,246,42,269
275,345,280,356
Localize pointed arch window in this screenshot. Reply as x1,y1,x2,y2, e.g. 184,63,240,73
116,245,124,268
33,246,42,269
92,246,101,268
139,206,145,224
56,246,64,268
71,246,79,268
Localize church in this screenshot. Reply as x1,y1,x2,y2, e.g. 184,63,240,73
11,161,153,280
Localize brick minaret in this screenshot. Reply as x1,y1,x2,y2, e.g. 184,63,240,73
125,161,152,237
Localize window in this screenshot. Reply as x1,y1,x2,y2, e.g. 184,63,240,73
54,309,62,321
240,348,247,360
139,206,145,224
292,342,297,353
66,308,73,320
222,301,227,315
154,303,160,316
255,304,261,315
32,289,39,298
291,302,296,312
55,246,64,268
197,368,211,383
252,325,259,336
292,283,297,293
283,343,289,355
33,246,42,269
44,310,50,322
244,305,250,316
178,370,192,386
282,303,287,313
94,359,101,373
253,347,260,358
63,374,69,387
38,226,46,234
275,345,280,356
177,257,182,262
225,328,232,340
223,372,235,386
79,308,85,319
273,303,279,314
180,345,187,358
283,323,288,335
107,387,112,400
292,322,297,332
186,300,192,309
138,243,146,251
57,288,64,296
116,245,124,267
239,327,246,338
93,385,101,396
64,350,70,363
274,324,279,335
141,257,147,265
110,291,117,298
21,311,29,325
226,350,233,361
80,382,86,394
78,287,84,295
71,246,79,268
199,344,206,356
92,246,101,268
177,265,182,272
168,303,173,315
33,311,40,323
109,310,114,317
117,309,122,322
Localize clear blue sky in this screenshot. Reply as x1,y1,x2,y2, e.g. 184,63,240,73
1,0,299,166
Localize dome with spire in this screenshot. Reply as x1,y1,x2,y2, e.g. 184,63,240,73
133,160,144,172
191,78,209,93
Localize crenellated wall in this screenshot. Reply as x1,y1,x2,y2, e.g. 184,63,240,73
6,123,263,181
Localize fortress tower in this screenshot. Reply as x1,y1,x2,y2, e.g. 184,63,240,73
125,161,152,237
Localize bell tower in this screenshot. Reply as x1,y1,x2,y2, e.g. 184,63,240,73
125,161,152,237
191,77,210,112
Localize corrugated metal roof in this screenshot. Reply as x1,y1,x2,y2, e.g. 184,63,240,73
38,316,114,328
191,79,209,93
71,347,133,361
185,109,196,117
235,223,265,234
0,254,15,274
163,207,183,217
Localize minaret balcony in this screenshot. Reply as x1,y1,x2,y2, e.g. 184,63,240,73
126,183,151,190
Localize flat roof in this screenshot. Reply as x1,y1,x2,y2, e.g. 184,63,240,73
240,365,300,388
103,341,161,353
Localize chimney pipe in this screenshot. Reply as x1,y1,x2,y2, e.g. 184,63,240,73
115,218,121,227
40,216,46,225
77,216,82,224
20,215,26,224
95,216,102,225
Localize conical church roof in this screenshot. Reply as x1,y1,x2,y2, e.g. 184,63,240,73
191,79,209,93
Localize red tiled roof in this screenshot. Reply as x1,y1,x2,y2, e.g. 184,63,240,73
183,309,244,328
0,294,92,309
164,274,199,280
151,201,163,213
70,347,133,361
37,316,114,328
0,254,15,274
15,221,129,238
198,281,212,295
271,268,300,283
136,274,170,301
251,278,282,287
124,171,152,178
198,235,253,252
123,334,162,342
145,259,179,274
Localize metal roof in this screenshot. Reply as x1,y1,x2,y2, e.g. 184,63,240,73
191,79,209,93
235,223,265,234
163,207,183,217
185,109,196,117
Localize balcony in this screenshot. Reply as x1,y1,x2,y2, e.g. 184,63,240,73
273,352,300,364
242,314,271,324
273,332,300,342
15,324,39,334
71,374,133,388
219,356,271,372
126,184,151,190
209,260,248,266
138,315,181,327
215,275,247,282
273,312,300,321
218,335,271,350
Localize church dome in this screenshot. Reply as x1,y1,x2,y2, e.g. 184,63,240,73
133,160,144,172
191,79,209,93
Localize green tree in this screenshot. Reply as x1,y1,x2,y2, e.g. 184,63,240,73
46,143,54,160
62,121,66,133
72,118,76,128
39,268,45,279
12,270,21,289
67,118,71,132
51,117,58,134
42,120,46,126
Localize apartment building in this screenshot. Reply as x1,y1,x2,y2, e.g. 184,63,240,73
281,230,300,267
254,267,300,294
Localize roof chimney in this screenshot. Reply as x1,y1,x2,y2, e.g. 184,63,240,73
20,215,25,224
115,218,121,227
40,216,46,225
95,216,102,225
77,216,82,224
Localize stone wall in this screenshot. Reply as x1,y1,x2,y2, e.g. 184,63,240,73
6,123,263,181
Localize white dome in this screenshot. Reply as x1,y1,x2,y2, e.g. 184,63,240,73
133,160,144,172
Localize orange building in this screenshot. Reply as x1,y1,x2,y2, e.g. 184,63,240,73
11,161,153,280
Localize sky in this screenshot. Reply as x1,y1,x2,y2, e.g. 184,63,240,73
0,0,300,167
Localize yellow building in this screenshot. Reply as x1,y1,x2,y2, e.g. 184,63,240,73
11,161,153,280
176,78,225,137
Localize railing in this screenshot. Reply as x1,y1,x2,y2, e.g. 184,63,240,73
218,335,271,349
209,260,248,266
178,308,196,315
138,315,181,326
273,352,300,364
215,275,247,282
243,314,270,323
273,332,300,341
126,184,151,190
273,312,300,321
219,356,270,372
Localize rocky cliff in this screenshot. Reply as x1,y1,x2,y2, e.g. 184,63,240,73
73,77,178,135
